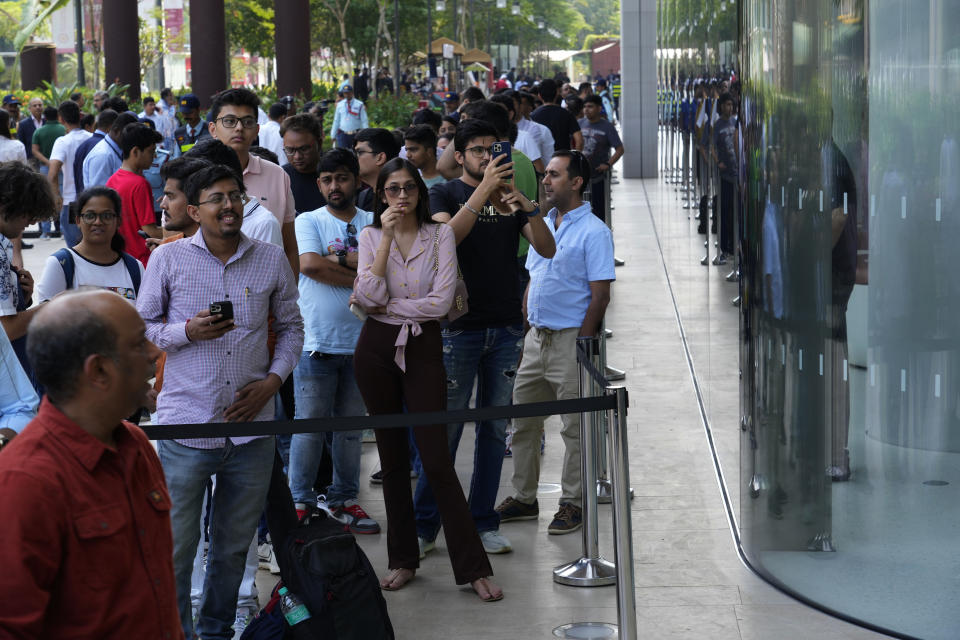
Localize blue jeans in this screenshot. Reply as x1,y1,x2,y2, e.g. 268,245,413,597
414,324,525,539
159,436,275,640
59,203,81,248
288,351,365,507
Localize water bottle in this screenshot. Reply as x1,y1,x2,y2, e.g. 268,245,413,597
278,586,312,627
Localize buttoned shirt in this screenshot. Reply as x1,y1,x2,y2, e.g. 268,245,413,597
0,399,183,640
525,202,615,330
0,324,37,433
82,134,123,188
243,153,296,225
330,98,369,138
353,223,457,370
136,232,304,447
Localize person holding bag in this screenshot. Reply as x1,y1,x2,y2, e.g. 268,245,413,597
352,157,502,602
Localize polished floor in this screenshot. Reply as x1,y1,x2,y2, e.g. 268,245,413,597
19,173,893,638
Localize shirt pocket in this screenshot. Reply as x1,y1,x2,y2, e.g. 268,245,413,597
235,283,272,329
74,504,131,588
552,243,586,281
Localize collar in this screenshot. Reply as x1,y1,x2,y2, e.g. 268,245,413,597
190,227,253,265
547,201,591,226
243,153,262,176
37,398,130,472
103,134,122,156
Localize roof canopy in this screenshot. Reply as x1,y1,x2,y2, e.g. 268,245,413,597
429,37,466,56
462,48,492,64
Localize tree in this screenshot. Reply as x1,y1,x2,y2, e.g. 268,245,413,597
318,0,354,72
225,0,274,58
5,0,71,87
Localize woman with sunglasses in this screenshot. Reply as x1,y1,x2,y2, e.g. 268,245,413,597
352,158,503,602
35,186,145,303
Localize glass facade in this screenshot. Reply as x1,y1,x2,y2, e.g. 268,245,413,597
658,1,960,637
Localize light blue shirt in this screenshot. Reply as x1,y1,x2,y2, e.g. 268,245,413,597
82,135,123,188
295,206,373,353
330,98,369,139
525,202,615,330
0,326,38,433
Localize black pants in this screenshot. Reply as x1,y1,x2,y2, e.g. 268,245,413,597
589,177,607,223
719,178,735,255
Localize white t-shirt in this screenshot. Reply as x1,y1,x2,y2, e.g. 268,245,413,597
49,128,92,204
258,120,288,167
35,248,145,303
241,199,283,247
518,118,555,169
514,128,541,164
0,138,27,163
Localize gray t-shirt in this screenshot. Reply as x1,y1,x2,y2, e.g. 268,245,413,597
578,117,622,182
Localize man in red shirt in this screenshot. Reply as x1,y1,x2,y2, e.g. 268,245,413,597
106,123,163,265
0,289,179,639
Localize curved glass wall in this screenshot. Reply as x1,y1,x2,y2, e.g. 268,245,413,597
738,1,960,638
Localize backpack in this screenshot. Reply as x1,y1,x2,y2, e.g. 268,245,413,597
264,453,394,640
54,248,142,295
239,582,287,640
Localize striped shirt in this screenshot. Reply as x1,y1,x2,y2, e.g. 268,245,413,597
136,231,304,448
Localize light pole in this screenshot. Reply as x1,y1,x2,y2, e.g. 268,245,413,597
393,0,400,96
74,0,85,87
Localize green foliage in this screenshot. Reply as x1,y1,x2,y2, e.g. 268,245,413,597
225,0,275,58
37,80,76,106
365,92,419,129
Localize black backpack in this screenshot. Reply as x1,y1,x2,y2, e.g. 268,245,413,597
264,453,394,640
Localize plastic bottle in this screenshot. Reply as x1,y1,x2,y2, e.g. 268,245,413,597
278,586,312,627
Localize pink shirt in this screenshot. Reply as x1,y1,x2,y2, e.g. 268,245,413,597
353,223,457,370
243,153,296,225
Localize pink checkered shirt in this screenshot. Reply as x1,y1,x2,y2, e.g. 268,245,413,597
137,231,304,448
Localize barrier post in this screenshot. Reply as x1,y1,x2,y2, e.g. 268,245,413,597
607,385,638,640
553,337,616,587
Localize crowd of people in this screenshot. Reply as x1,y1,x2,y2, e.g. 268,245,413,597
0,72,623,639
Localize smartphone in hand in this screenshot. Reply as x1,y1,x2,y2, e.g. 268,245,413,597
492,141,512,180
209,301,234,322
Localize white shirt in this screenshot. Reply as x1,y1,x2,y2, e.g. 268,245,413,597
36,248,145,303
514,129,541,164
49,128,92,204
518,118,555,169
241,199,283,247
258,120,288,167
0,138,27,163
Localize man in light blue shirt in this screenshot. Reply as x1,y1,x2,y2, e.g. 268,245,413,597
497,150,615,536
0,321,38,440
82,111,138,188
329,85,369,150
287,148,379,534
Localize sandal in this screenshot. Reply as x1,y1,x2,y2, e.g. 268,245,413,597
380,568,415,591
470,577,504,602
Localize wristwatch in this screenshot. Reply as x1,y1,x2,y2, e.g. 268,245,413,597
0,434,11,452
336,250,347,267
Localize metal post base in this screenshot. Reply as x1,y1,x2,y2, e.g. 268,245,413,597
598,480,634,504
806,532,836,553
603,328,614,339
725,269,739,282
731,296,741,306
614,257,625,267
553,556,617,587
605,366,626,381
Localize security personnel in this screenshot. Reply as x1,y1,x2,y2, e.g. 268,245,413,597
172,94,210,156
329,84,369,149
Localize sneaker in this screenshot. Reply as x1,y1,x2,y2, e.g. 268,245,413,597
548,502,583,535
495,496,539,522
294,502,310,521
504,430,513,457
418,536,436,560
329,499,381,534
480,529,513,554
370,469,383,484
257,542,281,574
232,607,252,638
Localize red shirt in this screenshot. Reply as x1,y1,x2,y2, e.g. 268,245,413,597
0,399,183,640
107,167,156,266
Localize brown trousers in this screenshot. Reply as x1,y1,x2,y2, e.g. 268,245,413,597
353,318,491,585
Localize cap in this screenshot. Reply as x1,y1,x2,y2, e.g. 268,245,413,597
178,94,200,112
341,84,353,92
2,95,21,106
443,92,459,102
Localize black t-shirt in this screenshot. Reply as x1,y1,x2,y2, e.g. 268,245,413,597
531,104,581,151
429,180,529,330
283,164,326,214
356,185,374,213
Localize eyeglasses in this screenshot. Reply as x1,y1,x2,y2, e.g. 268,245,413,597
464,145,493,158
354,148,375,156
215,115,258,129
345,223,358,248
197,191,246,207
79,211,118,224
283,144,315,157
383,183,418,196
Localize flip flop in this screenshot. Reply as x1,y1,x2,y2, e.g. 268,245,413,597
380,568,415,591
471,577,504,602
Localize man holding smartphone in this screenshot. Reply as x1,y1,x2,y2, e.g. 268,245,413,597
420,119,555,556
136,163,303,640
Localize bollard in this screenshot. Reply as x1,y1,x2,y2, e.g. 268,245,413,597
607,385,638,640
553,337,616,587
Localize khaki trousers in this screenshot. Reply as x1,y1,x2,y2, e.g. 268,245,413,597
510,326,582,507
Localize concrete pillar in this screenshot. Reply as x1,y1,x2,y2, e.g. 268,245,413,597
190,0,227,109
620,0,658,178
102,0,141,100
274,0,312,99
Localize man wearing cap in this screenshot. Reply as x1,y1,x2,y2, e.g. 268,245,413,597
2,95,21,138
443,92,460,115
173,94,210,156
329,85,368,150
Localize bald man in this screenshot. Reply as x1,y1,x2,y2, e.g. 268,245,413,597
0,291,181,640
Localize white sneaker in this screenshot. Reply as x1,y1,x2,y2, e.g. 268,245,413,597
232,607,253,639
418,536,436,559
480,529,513,554
257,542,280,574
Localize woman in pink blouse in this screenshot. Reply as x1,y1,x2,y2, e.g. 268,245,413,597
353,158,502,602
